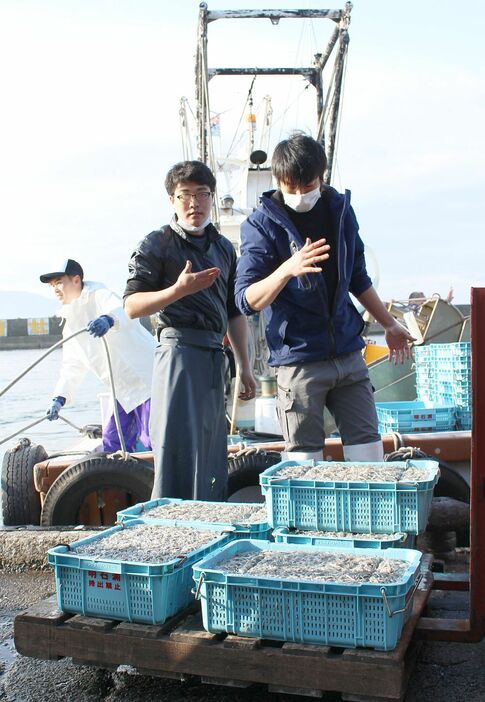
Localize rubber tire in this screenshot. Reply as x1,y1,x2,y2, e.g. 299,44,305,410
432,461,470,504
40,454,154,526
1,441,46,526
227,451,281,495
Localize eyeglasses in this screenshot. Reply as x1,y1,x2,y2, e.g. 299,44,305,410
175,191,212,203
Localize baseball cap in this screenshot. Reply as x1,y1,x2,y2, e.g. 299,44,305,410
39,259,84,283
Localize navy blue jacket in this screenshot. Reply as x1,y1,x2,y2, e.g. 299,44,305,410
235,186,372,366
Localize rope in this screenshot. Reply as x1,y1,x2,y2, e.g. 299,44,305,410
275,16,319,140
271,85,312,134
229,445,278,459
0,417,48,446
101,336,127,454
385,446,429,462
58,415,85,433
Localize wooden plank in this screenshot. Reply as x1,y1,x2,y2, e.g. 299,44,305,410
416,617,477,642
343,694,404,702
281,642,331,656
15,571,438,702
135,667,190,681
268,683,323,697
201,676,253,688
116,622,169,639
223,635,260,649
15,594,70,626
14,595,70,660
116,603,198,638
13,614,416,699
432,572,469,591
68,616,116,633
71,658,118,671
170,613,224,644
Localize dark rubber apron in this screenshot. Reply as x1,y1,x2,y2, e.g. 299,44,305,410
149,327,227,501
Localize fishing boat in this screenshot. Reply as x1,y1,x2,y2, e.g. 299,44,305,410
176,2,473,521
0,2,471,529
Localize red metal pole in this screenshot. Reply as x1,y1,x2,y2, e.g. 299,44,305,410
470,287,485,638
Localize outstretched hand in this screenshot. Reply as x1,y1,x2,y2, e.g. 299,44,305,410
176,260,220,296
282,237,330,279
385,321,415,364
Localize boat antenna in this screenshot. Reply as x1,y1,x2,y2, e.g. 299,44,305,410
247,83,256,154
178,97,193,161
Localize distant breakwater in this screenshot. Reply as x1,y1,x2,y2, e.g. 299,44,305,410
0,316,155,350
0,317,62,350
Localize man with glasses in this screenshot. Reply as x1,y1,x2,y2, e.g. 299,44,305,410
124,160,255,501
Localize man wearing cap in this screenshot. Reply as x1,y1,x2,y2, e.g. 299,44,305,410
40,259,156,452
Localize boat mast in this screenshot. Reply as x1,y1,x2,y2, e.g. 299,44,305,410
195,3,352,184
196,3,209,166
179,97,193,161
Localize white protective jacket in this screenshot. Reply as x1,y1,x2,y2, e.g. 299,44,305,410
54,281,156,413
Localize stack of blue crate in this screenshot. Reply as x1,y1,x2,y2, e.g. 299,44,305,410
192,459,438,651
375,400,456,434
414,342,471,430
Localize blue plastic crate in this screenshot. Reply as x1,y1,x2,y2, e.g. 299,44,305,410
116,498,271,540
193,540,422,651
273,527,410,549
455,408,472,430
259,460,439,534
48,519,233,624
416,385,471,412
376,401,455,433
415,342,470,359
414,344,472,412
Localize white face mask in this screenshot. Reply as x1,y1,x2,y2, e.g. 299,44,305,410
177,215,211,233
283,185,321,213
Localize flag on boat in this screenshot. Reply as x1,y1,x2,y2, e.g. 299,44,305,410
210,113,221,136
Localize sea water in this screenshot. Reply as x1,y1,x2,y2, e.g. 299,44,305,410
0,348,105,526
0,348,104,454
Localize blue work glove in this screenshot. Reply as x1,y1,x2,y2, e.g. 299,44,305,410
87,315,114,338
46,396,66,421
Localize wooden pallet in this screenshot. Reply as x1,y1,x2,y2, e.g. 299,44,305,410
14,555,433,702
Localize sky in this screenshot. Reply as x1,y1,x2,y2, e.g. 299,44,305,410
0,0,483,310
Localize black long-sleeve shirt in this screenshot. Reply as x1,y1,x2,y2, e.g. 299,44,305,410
124,218,240,335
